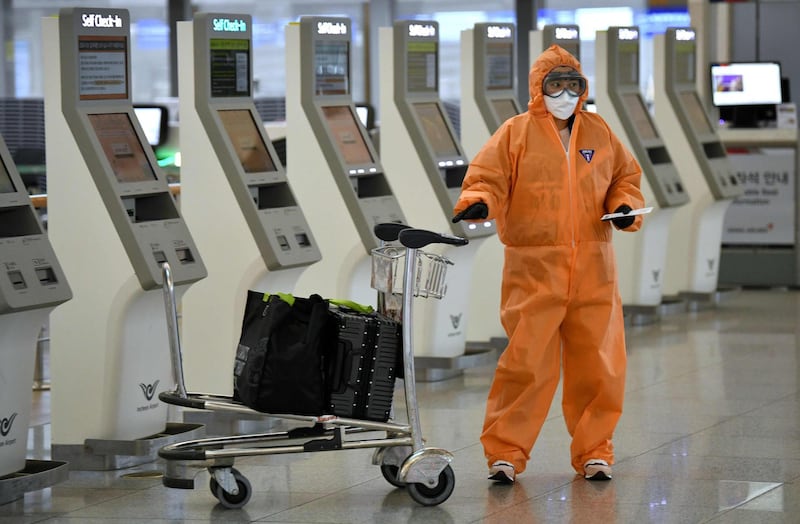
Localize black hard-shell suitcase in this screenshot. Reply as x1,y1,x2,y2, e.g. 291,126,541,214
327,307,402,422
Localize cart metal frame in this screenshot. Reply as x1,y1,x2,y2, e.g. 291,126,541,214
157,225,468,508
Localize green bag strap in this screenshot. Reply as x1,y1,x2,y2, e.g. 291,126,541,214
263,292,295,306
328,298,374,314
262,293,373,314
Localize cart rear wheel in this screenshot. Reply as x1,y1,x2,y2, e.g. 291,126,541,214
209,468,252,509
406,465,455,506
380,464,406,488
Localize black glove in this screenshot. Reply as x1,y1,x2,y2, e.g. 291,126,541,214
611,204,635,230
452,202,489,223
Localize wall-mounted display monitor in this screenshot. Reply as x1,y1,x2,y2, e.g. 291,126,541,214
78,36,128,100
217,109,277,173
0,157,16,193
88,113,157,183
322,105,373,165
133,105,168,147
407,41,438,93
315,41,349,95
622,93,658,140
711,62,782,107
679,91,713,134
210,38,250,97
486,42,513,90
492,99,519,124
412,102,459,157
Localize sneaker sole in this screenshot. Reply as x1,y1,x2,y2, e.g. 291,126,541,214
585,470,612,481
488,471,514,484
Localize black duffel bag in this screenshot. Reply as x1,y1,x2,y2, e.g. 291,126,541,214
233,291,335,415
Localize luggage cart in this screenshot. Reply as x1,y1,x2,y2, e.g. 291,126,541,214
157,225,468,508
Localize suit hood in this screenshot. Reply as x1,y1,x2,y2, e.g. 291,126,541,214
527,44,589,117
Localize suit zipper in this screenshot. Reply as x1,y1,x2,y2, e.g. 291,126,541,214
550,118,576,249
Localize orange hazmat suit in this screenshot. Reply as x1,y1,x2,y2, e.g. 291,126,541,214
454,45,644,476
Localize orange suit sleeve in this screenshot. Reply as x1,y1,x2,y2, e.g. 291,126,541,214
454,122,514,222
603,124,645,232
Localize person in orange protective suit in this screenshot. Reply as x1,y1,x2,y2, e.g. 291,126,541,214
453,45,644,484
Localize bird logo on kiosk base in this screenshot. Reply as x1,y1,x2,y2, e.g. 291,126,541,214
0,413,18,448
137,380,160,412
81,13,123,28
448,312,463,338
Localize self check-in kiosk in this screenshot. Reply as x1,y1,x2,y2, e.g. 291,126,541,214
178,13,321,399
654,27,742,306
461,22,521,154
43,8,206,469
595,27,690,323
286,17,406,306
380,20,497,380
0,135,71,504
459,22,519,347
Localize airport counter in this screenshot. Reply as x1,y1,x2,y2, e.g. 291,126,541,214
717,127,800,287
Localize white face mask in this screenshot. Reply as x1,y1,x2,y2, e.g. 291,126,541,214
544,91,580,120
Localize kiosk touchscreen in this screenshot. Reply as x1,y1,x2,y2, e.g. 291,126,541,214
43,8,206,470
654,27,742,304
595,27,689,322
380,20,496,380
286,17,406,306
178,13,321,397
0,134,71,504
459,22,520,346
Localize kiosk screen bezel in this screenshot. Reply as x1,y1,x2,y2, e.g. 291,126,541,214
407,41,438,93
217,109,278,174
491,99,519,124
675,46,695,84
78,35,128,101
679,91,713,134
621,93,658,140
412,102,460,158
617,46,639,87
321,105,374,166
315,40,350,96
88,113,158,184
210,38,251,98
486,41,513,90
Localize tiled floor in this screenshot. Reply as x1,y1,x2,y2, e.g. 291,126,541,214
2,289,799,523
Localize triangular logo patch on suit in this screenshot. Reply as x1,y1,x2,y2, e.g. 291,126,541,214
579,149,595,163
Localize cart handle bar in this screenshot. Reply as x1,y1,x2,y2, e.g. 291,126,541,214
398,228,468,249
374,222,412,242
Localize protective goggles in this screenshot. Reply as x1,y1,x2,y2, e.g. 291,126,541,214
543,71,587,98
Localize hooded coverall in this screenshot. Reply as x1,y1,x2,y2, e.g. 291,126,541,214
454,45,644,475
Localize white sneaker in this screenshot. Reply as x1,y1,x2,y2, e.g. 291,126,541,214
583,459,612,480
488,461,515,484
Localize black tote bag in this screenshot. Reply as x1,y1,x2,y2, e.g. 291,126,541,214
233,291,334,415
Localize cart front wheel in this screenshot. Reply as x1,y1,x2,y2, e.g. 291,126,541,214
380,464,406,488
210,468,252,509
406,465,455,506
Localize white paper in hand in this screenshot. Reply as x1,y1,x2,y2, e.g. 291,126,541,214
601,207,653,222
